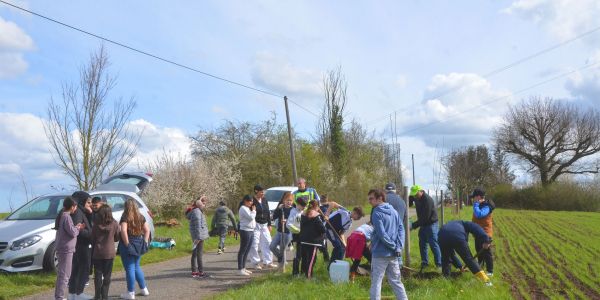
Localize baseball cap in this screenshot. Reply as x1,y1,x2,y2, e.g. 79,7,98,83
409,185,422,197
385,182,396,191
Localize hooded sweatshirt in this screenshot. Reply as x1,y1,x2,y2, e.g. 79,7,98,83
70,204,92,247
212,205,237,229
92,219,119,259
55,211,80,254
187,207,209,241
371,202,405,258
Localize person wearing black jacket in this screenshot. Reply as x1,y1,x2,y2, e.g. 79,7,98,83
299,200,326,278
68,191,94,300
269,192,293,264
248,185,277,269
438,220,492,285
409,185,442,268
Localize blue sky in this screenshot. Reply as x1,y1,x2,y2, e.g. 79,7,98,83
1,0,600,212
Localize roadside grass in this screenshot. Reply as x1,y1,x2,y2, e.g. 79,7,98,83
214,206,513,300
0,214,239,300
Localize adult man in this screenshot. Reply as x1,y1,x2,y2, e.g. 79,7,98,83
293,177,320,205
324,202,364,268
248,185,277,269
385,183,407,227
369,189,408,300
211,201,237,254
438,220,492,286
68,191,93,300
409,185,442,269
471,188,495,276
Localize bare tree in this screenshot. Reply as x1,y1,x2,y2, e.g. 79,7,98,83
44,45,141,190
317,66,348,180
494,97,600,186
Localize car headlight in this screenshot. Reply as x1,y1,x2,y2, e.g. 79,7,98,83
10,235,42,251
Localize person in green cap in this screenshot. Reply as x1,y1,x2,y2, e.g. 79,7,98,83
409,185,442,269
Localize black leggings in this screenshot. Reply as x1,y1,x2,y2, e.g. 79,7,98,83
237,230,253,270
300,244,320,278
191,240,204,273
350,246,372,273
69,244,91,294
93,258,114,300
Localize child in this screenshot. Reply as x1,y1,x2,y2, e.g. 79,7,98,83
288,197,306,276
187,196,210,278
119,198,151,299
269,192,293,265
324,202,364,267
471,188,495,276
299,200,326,278
54,197,84,300
91,204,119,300
211,201,237,254
345,223,373,279
238,195,256,276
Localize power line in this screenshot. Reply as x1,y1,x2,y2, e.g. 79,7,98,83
394,59,600,137
366,24,600,128
0,0,323,118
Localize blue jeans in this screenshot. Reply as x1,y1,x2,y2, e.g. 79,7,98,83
418,222,442,266
119,243,147,293
269,232,292,263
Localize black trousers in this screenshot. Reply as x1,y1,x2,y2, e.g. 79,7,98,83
292,234,301,275
440,240,481,276
300,244,320,278
475,239,493,273
191,240,205,273
237,230,253,270
69,243,91,294
350,246,372,272
92,258,114,300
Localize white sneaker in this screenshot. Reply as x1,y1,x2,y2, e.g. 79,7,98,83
139,287,150,296
67,294,76,300
75,293,93,300
252,263,263,270
238,269,250,276
120,292,135,299
486,272,494,277
266,263,278,268
244,268,253,274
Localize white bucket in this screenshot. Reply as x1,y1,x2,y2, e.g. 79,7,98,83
329,260,350,283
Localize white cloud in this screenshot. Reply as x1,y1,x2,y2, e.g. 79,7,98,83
503,0,600,45
399,73,511,146
565,51,600,103
251,52,322,98
126,119,192,168
0,16,34,79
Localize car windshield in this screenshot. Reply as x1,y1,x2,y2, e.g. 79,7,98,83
7,195,67,220
265,190,287,205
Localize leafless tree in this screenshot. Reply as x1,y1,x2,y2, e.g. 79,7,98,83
494,97,600,186
44,45,141,190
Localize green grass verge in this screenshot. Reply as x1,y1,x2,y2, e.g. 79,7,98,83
0,214,239,300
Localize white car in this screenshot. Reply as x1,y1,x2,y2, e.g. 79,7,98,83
264,186,298,215
0,172,155,273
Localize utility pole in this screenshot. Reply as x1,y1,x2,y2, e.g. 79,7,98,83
284,96,298,185
411,154,416,185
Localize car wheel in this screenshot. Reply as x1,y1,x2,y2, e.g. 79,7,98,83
43,242,58,273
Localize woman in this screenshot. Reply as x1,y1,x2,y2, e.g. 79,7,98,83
237,195,256,276
91,204,119,300
54,197,84,300
299,199,326,278
269,192,293,265
119,198,150,300
187,196,210,278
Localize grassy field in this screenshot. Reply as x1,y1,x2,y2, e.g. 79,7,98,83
213,207,600,300
0,214,240,300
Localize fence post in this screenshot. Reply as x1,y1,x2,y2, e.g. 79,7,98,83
403,186,410,267
440,189,444,225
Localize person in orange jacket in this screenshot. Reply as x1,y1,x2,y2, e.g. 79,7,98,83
471,188,495,277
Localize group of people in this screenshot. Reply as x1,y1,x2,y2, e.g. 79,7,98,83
54,192,150,300
409,185,495,287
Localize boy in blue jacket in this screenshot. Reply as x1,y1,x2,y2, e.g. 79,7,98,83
368,189,408,300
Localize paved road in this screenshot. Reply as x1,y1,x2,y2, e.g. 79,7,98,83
22,208,415,300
